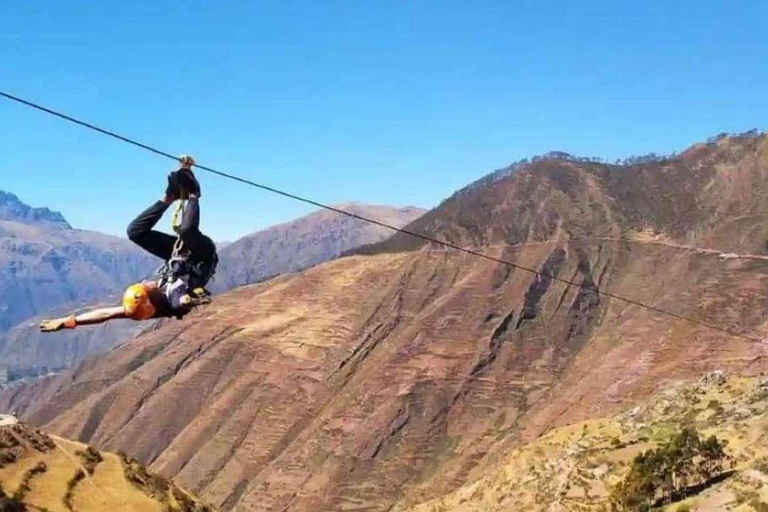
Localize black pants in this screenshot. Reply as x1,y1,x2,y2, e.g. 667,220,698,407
127,199,217,282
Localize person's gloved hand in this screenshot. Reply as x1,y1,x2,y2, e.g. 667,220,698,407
176,169,201,198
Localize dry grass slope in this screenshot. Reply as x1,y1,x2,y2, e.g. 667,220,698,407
0,422,214,512
401,373,768,511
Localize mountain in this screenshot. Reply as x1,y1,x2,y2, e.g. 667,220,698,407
0,418,214,511
0,191,70,227
0,310,154,382
0,191,158,380
0,194,422,383
4,132,768,511
0,192,157,335
212,203,425,291
402,372,768,511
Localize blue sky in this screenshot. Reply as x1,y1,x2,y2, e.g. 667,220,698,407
2,1,767,241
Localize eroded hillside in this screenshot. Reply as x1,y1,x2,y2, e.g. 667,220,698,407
0,191,158,380
3,133,768,511
214,202,425,291
400,373,768,511
0,419,213,512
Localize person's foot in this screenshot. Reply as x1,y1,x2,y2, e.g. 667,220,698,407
178,155,196,169
176,169,201,198
164,173,181,202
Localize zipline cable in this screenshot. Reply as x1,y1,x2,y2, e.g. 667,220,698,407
1,89,764,344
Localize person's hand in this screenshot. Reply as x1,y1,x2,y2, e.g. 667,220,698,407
39,317,68,332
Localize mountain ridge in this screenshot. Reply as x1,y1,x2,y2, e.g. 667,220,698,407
0,190,70,227
213,202,425,291
4,132,768,511
0,195,423,384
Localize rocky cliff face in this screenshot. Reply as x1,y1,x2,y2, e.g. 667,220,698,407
0,191,70,227
213,203,425,291
4,133,768,511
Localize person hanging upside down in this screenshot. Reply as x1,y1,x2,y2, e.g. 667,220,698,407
39,156,219,332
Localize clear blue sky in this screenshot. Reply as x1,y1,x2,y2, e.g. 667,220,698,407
2,1,767,241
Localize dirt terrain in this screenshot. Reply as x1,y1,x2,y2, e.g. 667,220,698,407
402,373,768,511
3,133,768,511
0,421,213,511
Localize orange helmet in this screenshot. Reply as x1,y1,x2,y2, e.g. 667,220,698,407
123,283,157,320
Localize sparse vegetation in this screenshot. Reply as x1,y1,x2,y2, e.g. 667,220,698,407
0,423,216,512
75,446,103,474
0,481,26,511
120,452,170,500
63,469,85,511
12,461,47,502
118,452,214,511
610,427,731,511
753,457,768,475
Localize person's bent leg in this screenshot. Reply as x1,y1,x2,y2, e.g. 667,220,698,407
177,197,201,237
176,198,218,284
127,200,177,261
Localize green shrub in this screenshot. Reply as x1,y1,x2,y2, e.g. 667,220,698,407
610,427,730,511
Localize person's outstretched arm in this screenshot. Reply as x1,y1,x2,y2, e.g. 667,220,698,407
39,306,127,332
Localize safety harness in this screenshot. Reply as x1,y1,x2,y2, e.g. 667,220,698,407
154,200,216,316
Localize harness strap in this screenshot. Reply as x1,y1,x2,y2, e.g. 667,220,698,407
171,199,186,235
155,199,216,290
168,199,186,267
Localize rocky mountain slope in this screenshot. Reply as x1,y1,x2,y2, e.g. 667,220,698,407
0,190,70,227
0,191,156,334
4,133,768,511
0,194,422,382
213,203,425,291
402,372,768,511
0,419,214,511
0,192,158,379
0,310,153,383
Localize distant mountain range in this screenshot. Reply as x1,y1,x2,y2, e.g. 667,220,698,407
213,203,426,291
0,191,159,380
0,190,70,227
0,192,158,333
0,192,424,382
6,133,768,511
